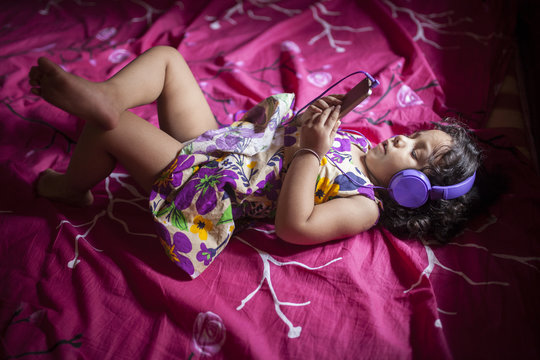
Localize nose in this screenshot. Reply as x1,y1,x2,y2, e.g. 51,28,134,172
392,135,409,148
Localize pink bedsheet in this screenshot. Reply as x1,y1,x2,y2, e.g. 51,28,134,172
1,0,539,358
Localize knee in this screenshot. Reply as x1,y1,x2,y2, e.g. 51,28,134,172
147,45,184,61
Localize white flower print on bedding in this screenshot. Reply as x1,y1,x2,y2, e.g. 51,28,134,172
397,84,424,107
96,27,117,41
190,311,227,357
108,49,132,64
307,71,332,87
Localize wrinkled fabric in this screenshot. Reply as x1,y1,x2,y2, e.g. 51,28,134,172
2,1,538,360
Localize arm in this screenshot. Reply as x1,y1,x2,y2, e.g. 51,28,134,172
274,97,379,245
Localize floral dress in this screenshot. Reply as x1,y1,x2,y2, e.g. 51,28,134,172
149,93,378,278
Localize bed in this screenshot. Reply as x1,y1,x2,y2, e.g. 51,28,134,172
1,0,539,358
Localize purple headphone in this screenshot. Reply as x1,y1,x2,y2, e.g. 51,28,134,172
388,169,476,208
330,131,477,209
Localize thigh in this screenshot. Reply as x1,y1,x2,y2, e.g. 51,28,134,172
102,110,183,193
157,47,218,142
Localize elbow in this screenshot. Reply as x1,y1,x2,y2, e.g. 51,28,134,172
274,221,320,245
275,225,301,245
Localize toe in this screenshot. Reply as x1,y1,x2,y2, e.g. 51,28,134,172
29,66,42,84
37,57,62,74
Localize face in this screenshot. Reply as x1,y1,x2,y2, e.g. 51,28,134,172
364,130,453,187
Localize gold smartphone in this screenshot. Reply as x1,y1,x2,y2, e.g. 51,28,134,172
339,77,373,119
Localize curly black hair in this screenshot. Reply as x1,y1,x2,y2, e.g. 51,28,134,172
377,119,483,243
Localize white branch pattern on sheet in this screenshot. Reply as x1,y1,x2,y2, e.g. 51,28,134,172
382,0,499,49
57,173,156,269
404,241,510,295
407,231,540,329
207,0,301,30
129,0,166,25
235,234,342,339
308,2,373,53
58,211,106,269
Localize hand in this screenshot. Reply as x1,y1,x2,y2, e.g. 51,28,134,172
298,95,343,126
299,102,341,158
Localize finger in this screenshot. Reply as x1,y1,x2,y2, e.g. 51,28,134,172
313,98,329,109
323,105,340,126
323,95,343,106
329,119,341,144
316,106,336,128
331,117,341,134
329,107,341,138
305,112,321,126
317,106,334,124
308,104,323,113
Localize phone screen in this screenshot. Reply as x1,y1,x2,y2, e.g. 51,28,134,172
339,77,372,119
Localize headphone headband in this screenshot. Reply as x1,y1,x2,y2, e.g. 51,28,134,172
430,171,476,201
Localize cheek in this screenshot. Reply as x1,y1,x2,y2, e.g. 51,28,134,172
367,157,392,184
384,156,411,178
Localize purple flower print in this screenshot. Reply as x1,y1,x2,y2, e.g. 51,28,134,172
328,152,346,164
254,171,281,201
197,128,227,143
351,136,369,152
332,137,350,152
171,155,196,187
236,126,265,139
151,154,195,201
196,243,216,266
156,222,194,275
206,127,265,153
284,126,297,146
243,105,267,125
205,144,218,153
216,134,241,151
174,165,239,215
334,172,367,191
149,189,161,202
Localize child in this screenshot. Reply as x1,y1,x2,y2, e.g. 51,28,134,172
30,46,481,278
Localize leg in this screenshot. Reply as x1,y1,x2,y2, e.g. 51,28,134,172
29,46,218,139
106,46,218,141
31,46,219,205
37,110,183,206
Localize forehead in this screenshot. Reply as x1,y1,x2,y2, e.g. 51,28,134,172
413,129,452,147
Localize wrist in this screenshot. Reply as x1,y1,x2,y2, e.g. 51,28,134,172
293,148,322,164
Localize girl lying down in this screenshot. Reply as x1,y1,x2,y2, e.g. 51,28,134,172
30,46,481,278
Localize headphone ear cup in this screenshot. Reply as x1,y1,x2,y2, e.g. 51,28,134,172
388,169,431,208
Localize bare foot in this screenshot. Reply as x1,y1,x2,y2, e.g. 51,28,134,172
29,57,121,130
36,169,94,207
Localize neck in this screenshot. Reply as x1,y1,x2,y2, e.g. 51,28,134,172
360,154,382,187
